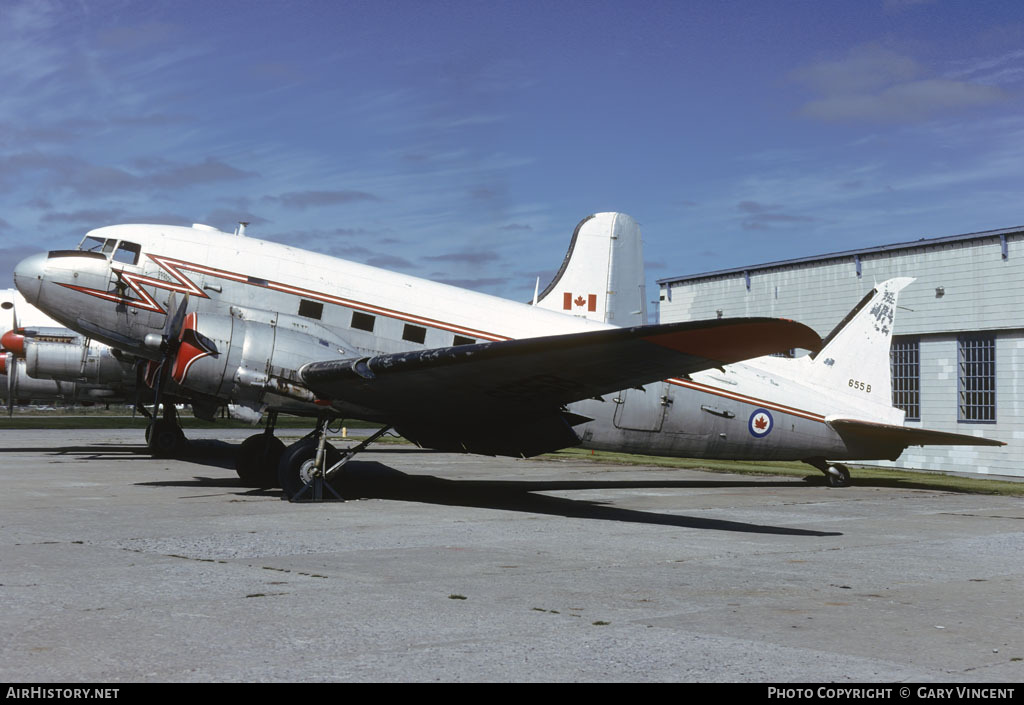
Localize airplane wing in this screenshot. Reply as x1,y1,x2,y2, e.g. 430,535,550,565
828,418,1005,455
301,317,820,457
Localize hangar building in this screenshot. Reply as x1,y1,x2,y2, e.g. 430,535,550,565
657,226,1021,477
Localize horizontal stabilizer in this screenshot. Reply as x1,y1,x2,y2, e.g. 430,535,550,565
828,418,1005,449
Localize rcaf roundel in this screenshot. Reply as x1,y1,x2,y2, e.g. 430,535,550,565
748,408,773,438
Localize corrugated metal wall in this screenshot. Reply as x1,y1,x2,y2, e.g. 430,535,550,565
659,232,1022,477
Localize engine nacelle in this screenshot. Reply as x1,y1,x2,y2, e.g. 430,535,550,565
25,340,135,386
1,355,121,404
169,307,353,412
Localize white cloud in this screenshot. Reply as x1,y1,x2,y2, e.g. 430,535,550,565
793,45,1008,123
801,79,1006,122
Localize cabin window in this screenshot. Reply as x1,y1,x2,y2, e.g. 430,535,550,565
890,338,920,421
402,324,426,344
453,335,475,346
112,241,141,265
298,299,323,320
351,311,375,332
958,334,996,423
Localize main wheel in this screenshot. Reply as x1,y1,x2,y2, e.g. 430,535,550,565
148,419,186,457
277,438,343,500
235,434,286,488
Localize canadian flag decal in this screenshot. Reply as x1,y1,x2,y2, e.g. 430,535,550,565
562,292,597,312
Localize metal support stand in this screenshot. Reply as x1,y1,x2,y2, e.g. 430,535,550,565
324,425,393,480
289,423,392,503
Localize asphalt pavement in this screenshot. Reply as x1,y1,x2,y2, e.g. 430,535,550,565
1,428,1021,682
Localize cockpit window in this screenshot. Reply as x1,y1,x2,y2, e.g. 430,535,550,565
80,236,107,253
113,241,141,265
77,236,138,263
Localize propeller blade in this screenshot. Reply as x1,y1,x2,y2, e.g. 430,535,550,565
164,292,190,346
152,292,190,421
6,353,15,418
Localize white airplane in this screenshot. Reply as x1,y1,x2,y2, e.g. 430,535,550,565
12,218,818,498
529,217,1004,486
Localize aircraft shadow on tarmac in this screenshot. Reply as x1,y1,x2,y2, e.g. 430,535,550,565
121,441,843,537
0,439,240,468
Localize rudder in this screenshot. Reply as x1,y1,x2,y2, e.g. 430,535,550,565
533,213,646,326
808,277,915,405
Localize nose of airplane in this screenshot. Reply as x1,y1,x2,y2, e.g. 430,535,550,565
13,252,46,303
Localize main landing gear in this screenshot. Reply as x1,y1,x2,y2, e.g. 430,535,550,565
235,411,285,487
146,403,187,457
278,419,392,502
804,458,852,487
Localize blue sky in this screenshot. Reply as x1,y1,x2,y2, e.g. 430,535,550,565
2,0,1023,311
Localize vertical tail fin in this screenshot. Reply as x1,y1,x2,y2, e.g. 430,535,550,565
807,277,915,404
533,212,646,326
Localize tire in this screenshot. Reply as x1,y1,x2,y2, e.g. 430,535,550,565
148,419,185,457
277,438,342,500
235,434,286,488
827,464,851,488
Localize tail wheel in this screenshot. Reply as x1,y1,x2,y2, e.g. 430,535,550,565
277,438,342,500
826,464,851,488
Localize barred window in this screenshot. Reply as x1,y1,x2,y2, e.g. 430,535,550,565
890,338,920,421
958,335,996,423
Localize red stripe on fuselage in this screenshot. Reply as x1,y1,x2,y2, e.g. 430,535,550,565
666,377,826,424
61,253,510,342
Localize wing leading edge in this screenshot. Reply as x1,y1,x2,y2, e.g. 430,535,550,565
301,317,820,457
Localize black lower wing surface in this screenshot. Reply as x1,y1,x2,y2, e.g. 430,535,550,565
301,317,819,456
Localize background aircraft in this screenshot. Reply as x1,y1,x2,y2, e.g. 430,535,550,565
13,218,816,498
1,290,142,413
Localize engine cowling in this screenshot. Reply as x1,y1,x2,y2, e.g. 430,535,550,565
167,307,353,413
1,355,119,403
25,340,135,386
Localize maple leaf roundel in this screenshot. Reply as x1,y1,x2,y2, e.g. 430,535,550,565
748,409,774,438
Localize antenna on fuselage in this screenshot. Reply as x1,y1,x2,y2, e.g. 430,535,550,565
235,221,249,236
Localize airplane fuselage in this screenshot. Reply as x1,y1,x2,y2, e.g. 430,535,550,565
16,224,615,418
571,354,904,463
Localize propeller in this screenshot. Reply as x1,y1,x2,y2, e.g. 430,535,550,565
2,299,18,418
1,300,25,357
150,292,190,421
131,358,153,420
4,352,15,418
